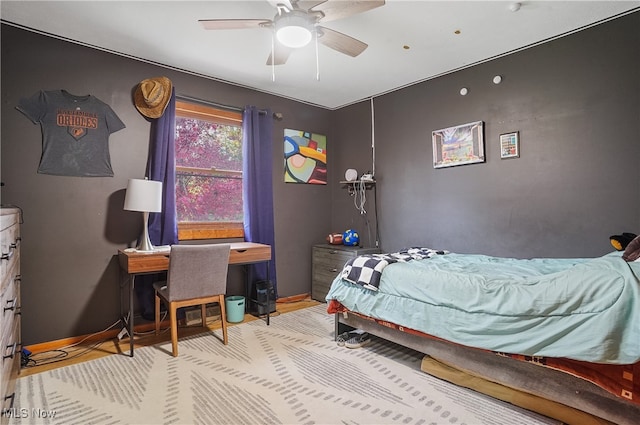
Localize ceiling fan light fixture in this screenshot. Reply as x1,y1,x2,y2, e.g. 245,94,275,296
276,13,313,48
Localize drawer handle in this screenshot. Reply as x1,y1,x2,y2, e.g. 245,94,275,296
1,238,20,261
4,298,17,312
3,342,17,360
329,268,338,272
4,392,15,409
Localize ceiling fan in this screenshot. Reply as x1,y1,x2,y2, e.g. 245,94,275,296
198,0,385,66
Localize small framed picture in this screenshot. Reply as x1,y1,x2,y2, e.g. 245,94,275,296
500,131,519,159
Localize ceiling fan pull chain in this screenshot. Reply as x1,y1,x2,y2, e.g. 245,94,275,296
271,32,276,82
315,29,320,81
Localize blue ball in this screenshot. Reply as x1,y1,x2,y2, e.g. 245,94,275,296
343,229,359,246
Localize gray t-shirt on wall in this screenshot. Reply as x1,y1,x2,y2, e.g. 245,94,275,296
17,89,126,177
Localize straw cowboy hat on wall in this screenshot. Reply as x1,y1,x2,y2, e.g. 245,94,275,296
134,76,172,119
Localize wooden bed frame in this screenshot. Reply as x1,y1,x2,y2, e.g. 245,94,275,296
334,308,640,425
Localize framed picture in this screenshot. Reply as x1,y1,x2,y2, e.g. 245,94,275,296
284,128,327,184
500,131,520,159
432,121,485,168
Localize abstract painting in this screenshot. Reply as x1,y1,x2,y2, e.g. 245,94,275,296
432,121,485,168
284,129,327,184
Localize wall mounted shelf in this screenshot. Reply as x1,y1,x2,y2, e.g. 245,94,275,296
339,180,376,189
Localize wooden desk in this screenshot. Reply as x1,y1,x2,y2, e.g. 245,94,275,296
118,242,271,356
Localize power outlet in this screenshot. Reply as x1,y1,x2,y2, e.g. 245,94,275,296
185,305,222,326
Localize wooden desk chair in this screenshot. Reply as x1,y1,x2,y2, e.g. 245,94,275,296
154,244,231,357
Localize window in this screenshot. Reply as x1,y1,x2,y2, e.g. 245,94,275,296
174,100,243,240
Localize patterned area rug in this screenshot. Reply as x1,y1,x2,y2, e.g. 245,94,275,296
10,305,560,425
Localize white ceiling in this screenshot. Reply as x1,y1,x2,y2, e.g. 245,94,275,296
2,1,638,109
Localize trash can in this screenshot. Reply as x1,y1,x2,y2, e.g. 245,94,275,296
225,296,245,323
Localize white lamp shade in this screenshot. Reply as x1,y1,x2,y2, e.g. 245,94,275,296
124,178,162,213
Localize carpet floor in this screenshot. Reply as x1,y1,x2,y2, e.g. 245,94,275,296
9,305,561,425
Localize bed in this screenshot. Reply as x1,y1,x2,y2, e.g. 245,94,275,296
325,249,640,425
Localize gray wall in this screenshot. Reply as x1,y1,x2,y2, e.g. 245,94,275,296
333,12,640,258
1,24,333,345
2,11,639,345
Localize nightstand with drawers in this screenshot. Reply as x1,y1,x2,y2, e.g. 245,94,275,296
311,244,380,302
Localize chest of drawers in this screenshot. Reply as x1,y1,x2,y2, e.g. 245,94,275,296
311,244,380,302
1,208,21,416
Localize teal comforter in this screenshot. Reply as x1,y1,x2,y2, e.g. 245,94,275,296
326,251,640,364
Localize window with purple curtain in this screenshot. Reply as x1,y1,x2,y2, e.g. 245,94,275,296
147,88,178,246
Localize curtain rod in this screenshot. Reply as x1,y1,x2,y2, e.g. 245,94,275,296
176,94,283,120
177,94,243,112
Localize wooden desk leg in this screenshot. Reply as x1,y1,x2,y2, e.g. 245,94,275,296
129,274,135,357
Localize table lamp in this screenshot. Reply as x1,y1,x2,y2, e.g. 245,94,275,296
124,178,162,252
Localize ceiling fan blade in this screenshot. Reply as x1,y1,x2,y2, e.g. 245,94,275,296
311,0,385,22
295,1,326,11
267,44,294,65
199,19,271,30
317,26,367,57
265,0,294,10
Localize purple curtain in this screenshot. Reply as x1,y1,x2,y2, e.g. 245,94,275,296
147,88,178,246
136,88,177,320
243,106,277,296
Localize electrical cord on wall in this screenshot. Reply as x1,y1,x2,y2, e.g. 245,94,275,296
364,213,373,249
23,310,171,368
350,179,381,248
353,180,367,215
373,183,380,248
23,340,107,368
23,318,122,367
